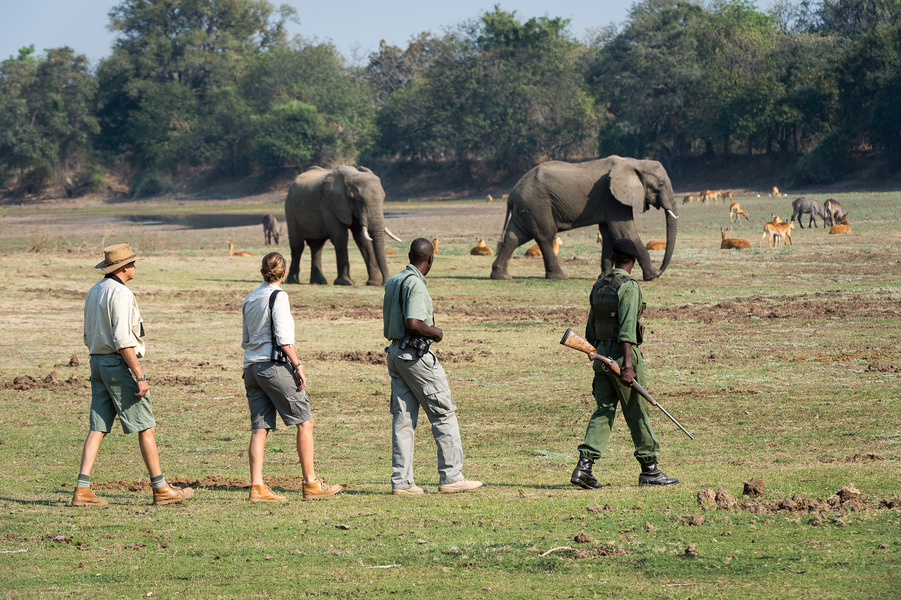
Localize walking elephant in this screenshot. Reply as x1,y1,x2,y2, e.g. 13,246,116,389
490,156,678,281
284,165,402,286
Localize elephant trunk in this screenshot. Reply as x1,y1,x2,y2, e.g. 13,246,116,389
659,207,678,275
366,213,390,285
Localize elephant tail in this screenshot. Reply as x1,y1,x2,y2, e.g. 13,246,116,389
499,199,513,240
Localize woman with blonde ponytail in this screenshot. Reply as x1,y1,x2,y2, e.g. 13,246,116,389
240,252,342,501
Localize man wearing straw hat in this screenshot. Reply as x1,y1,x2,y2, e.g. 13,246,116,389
72,243,194,506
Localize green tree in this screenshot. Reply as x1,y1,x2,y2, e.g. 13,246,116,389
375,7,599,167
0,46,98,191
837,23,901,166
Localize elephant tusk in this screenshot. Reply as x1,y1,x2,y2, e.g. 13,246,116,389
667,209,679,220
362,226,374,242
385,227,403,242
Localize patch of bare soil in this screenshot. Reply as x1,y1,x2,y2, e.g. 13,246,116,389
696,485,901,515
866,362,901,373
1,372,83,390
91,475,308,492
151,375,199,386
651,290,900,324
314,347,492,365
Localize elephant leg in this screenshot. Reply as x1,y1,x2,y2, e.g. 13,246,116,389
536,235,566,280
286,226,304,285
599,224,614,274
350,227,380,286
330,229,354,286
490,223,531,280
307,239,328,285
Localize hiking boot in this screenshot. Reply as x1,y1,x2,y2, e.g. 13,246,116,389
249,484,287,502
438,479,483,493
152,484,195,505
638,463,679,486
71,486,108,507
392,484,425,495
571,457,602,489
302,478,341,500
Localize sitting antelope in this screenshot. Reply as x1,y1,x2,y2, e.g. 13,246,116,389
470,238,493,256
720,229,751,249
228,242,253,257
525,236,563,257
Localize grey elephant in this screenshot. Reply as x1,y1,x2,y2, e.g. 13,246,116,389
490,156,678,281
285,165,402,286
790,197,826,228
262,213,280,245
823,199,845,227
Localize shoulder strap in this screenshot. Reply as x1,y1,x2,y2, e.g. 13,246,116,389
268,289,283,346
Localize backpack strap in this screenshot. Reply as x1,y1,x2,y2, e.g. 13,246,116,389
268,289,286,362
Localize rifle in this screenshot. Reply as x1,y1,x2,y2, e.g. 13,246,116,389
559,328,695,440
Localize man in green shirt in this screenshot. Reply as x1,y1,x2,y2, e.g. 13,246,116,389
571,238,678,489
383,238,482,495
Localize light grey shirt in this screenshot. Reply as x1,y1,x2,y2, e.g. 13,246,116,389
241,282,294,368
83,276,145,357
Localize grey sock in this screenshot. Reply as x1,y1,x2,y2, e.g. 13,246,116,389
76,474,91,488
150,475,167,489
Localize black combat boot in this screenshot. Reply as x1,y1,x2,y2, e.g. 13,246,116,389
638,462,679,486
570,457,603,489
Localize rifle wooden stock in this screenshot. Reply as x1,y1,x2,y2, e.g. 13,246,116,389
559,328,695,440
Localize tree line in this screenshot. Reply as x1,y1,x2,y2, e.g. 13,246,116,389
1,0,899,198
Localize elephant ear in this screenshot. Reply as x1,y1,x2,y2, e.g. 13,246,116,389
322,168,354,226
609,161,647,214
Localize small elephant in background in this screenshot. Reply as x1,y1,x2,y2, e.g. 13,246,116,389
823,199,845,227
262,214,281,245
790,197,826,228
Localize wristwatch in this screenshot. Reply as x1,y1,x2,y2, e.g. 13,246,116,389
137,374,147,381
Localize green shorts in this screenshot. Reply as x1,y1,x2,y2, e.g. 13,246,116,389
89,354,156,434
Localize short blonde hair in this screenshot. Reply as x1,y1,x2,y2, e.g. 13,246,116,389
261,252,287,283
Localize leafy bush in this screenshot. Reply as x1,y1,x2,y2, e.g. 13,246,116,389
132,170,171,198
792,134,849,184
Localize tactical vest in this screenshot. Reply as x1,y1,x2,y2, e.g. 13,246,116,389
590,272,646,345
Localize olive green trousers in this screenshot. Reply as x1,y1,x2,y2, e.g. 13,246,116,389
577,345,659,464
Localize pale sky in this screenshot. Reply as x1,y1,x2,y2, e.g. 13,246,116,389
1,0,780,66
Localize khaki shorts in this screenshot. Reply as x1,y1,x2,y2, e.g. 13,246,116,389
89,354,156,434
243,361,313,430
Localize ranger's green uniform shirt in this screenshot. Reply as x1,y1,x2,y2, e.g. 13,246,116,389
383,264,433,340
586,268,643,366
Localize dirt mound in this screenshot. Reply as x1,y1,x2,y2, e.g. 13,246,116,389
697,485,897,515
866,362,901,373
2,372,82,390
152,375,199,386
316,350,386,365
743,478,765,497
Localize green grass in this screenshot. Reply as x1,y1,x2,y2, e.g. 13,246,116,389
0,191,899,598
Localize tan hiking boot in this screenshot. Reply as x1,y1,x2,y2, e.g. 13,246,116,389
392,484,425,496
71,486,108,507
249,484,287,502
438,479,483,493
152,484,195,505
302,478,341,500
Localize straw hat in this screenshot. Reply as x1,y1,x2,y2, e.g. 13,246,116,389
95,243,139,274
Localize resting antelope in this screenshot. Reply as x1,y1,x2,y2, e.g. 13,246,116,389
470,238,493,256
645,240,666,250
729,202,750,223
228,242,253,257
720,229,751,249
829,213,851,234
525,236,563,257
